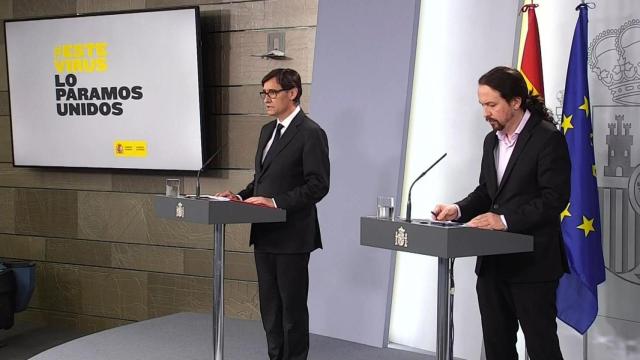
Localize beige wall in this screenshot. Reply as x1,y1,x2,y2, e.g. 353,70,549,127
0,0,317,332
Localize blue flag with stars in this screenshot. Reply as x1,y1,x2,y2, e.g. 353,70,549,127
557,3,606,335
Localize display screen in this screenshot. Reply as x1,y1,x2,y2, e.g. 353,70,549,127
5,7,204,170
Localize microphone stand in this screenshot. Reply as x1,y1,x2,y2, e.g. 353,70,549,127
195,145,225,198
405,153,447,222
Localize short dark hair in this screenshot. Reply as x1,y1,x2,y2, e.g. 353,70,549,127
478,66,555,124
262,68,302,104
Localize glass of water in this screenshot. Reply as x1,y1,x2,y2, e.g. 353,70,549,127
377,196,395,219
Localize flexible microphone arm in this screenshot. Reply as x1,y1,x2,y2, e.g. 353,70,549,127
195,145,226,198
405,153,447,222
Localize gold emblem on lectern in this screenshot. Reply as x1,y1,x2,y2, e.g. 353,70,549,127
176,202,185,218
394,226,408,247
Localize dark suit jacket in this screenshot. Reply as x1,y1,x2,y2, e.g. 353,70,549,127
238,110,330,253
456,114,571,282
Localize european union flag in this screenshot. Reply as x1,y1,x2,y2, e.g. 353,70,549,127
557,3,606,334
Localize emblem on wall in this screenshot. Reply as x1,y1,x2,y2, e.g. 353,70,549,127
176,202,185,219
394,226,408,248
589,19,640,285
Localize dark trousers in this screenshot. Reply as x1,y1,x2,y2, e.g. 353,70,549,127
254,252,310,360
476,276,564,360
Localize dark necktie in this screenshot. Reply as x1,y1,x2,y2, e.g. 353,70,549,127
273,123,284,143
263,124,284,162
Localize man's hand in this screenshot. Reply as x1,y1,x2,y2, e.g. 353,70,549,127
245,196,275,208
432,204,459,221
467,212,506,230
215,190,240,201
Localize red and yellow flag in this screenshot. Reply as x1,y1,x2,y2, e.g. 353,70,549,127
519,3,544,99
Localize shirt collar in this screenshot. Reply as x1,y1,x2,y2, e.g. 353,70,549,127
277,105,301,130
496,109,530,143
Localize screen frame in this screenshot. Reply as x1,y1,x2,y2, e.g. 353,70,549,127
3,6,206,172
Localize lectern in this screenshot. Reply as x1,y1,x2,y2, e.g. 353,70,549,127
155,196,286,360
360,217,533,360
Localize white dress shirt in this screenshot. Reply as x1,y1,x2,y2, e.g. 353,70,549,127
262,106,300,162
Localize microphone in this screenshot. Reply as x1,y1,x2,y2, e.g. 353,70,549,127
405,153,447,222
195,144,225,198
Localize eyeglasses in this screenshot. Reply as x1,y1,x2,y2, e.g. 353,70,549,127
259,88,291,100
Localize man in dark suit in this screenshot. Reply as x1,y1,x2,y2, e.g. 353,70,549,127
433,66,570,360
217,68,330,360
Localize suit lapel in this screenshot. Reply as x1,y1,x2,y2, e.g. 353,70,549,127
485,134,499,198
496,116,540,196
259,111,304,175
257,121,277,172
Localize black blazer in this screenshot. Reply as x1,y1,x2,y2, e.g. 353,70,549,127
456,114,571,282
238,110,330,253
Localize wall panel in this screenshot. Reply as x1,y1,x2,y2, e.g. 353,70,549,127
0,44,7,92
77,192,153,244
211,115,271,168
145,0,227,8
0,116,11,162
184,248,213,277
15,188,78,238
77,192,213,248
0,91,9,116
0,233,45,260
0,1,13,21
45,238,112,267
224,279,259,320
204,28,315,86
223,224,252,252
199,0,316,32
110,173,178,194
0,188,15,233
308,0,419,347
30,263,147,320
225,251,257,281
147,272,212,318
0,164,113,191
13,0,76,18
79,267,148,320
76,0,145,13
111,243,185,274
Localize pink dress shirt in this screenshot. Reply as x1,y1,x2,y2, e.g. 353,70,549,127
495,110,531,184
453,110,531,228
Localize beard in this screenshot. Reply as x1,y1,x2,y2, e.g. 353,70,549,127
486,117,505,131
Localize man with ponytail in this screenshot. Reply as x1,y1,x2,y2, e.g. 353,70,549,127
432,66,570,359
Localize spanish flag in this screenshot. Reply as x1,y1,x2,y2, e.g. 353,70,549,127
518,3,544,98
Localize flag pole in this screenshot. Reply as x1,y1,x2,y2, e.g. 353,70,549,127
583,11,591,360
512,0,526,66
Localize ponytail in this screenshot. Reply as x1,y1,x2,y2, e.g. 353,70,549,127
523,93,556,125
